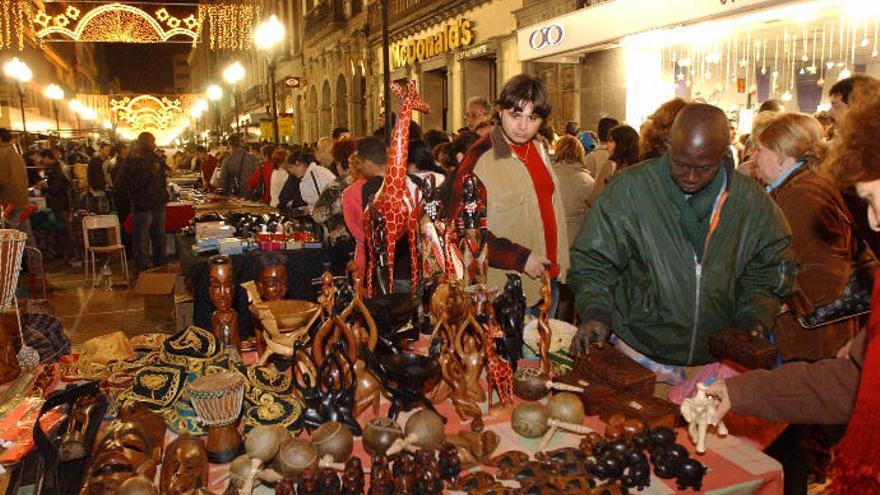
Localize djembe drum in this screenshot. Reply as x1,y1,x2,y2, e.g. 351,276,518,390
189,371,245,463
0,229,38,384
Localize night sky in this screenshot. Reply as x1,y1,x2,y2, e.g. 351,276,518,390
97,1,194,95
101,42,191,94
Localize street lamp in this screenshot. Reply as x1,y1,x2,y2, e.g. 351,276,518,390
190,99,207,145
4,57,33,148
223,62,245,135
256,15,285,145
44,84,64,133
206,85,223,135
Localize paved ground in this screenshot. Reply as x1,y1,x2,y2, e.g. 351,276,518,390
39,257,174,349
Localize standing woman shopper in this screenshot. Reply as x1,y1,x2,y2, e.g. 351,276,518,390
551,135,594,246
706,92,880,495
752,112,858,362
268,149,289,208
246,144,275,204
589,124,640,205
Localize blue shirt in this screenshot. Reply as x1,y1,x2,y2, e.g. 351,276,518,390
765,161,804,193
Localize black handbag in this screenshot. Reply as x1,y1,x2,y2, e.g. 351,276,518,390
797,240,880,329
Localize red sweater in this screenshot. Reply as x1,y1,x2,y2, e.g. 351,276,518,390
510,141,559,278
247,161,273,204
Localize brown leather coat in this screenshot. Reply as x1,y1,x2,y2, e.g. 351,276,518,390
727,330,864,424
770,166,858,361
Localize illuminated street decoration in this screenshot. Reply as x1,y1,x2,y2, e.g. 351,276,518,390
0,0,32,50
111,94,184,131
34,3,198,43
27,1,258,49
196,3,261,51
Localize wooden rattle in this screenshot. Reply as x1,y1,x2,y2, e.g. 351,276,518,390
513,367,584,401
363,417,404,456
238,425,288,495
511,394,590,451
386,409,446,455
311,422,354,463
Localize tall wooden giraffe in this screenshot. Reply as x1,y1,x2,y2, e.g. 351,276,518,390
365,80,429,296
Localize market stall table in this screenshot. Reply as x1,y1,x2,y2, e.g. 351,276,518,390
198,358,782,495
0,351,782,495
123,202,196,234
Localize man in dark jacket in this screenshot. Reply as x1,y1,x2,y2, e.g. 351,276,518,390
568,104,796,376
217,134,259,199
116,132,167,272
87,143,110,213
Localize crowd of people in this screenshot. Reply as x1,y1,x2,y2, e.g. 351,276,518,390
2,70,880,493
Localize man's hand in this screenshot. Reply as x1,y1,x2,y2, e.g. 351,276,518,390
523,253,551,279
705,380,732,425
836,339,854,359
734,316,767,339
569,319,611,356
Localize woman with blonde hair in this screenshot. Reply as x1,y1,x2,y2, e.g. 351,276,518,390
551,135,594,245
705,93,880,495
752,112,857,362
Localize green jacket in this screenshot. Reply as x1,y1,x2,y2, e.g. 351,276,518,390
569,155,796,365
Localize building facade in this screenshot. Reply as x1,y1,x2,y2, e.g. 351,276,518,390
292,0,369,144
364,0,524,134
172,53,191,94
1,37,100,137
517,0,880,134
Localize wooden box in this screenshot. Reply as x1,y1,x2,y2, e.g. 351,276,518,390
598,392,680,430
709,328,780,370
573,346,656,397
556,371,617,416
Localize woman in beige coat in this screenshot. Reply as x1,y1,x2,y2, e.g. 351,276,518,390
551,135,594,246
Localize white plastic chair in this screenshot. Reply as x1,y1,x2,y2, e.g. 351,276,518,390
82,214,129,287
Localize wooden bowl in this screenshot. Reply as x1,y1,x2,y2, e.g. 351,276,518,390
252,300,319,331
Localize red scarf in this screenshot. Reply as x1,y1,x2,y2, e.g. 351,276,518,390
830,276,880,494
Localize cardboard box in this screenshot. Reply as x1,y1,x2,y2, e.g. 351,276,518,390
134,266,187,319
174,294,194,331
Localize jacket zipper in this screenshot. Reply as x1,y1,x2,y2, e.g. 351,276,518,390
687,253,702,365
687,166,731,365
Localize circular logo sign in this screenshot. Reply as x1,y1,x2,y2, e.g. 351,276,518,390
529,25,565,50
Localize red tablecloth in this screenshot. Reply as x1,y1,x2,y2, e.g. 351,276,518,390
123,203,196,235
205,355,783,495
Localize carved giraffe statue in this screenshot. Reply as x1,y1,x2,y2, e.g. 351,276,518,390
364,80,430,296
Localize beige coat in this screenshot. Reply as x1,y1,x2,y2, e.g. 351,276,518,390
472,127,570,303
583,145,609,178
551,160,594,246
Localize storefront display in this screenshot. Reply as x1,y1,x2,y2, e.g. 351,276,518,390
518,0,880,130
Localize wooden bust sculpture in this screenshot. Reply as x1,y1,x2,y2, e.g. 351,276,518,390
253,253,288,357
210,255,241,360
